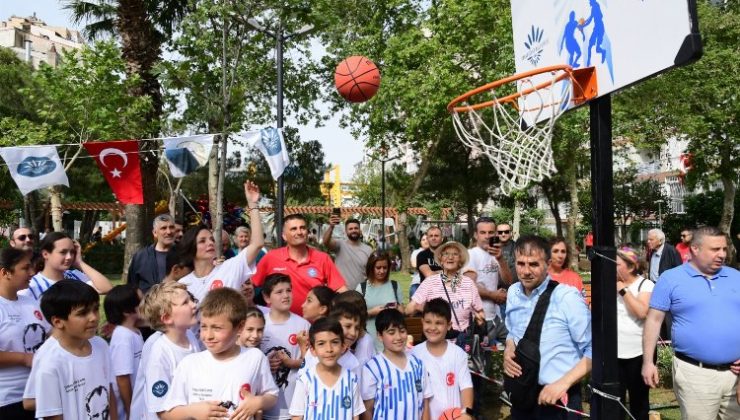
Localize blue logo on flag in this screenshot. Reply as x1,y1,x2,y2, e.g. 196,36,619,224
152,380,168,397
260,129,282,156
17,156,56,177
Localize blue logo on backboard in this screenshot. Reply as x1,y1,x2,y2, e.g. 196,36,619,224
152,380,168,397
523,26,546,66
260,128,282,156
17,156,56,177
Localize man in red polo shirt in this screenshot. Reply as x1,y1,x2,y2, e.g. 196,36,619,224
252,214,348,315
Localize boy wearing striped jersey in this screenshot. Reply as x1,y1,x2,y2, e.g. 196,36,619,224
289,318,365,420
361,309,431,420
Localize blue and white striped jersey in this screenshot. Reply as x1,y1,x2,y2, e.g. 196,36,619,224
19,270,91,301
289,364,364,420
360,353,432,420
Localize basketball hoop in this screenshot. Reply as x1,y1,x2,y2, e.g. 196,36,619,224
448,65,597,194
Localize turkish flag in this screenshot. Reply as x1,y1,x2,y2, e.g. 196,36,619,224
83,140,144,204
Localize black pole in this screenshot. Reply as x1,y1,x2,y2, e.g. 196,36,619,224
275,28,285,246
381,157,386,250
588,94,620,420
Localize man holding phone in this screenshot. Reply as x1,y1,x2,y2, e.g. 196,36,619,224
323,210,373,291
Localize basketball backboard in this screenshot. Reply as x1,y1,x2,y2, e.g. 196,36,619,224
510,0,701,102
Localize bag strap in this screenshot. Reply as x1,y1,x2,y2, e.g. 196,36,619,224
522,280,559,345
441,276,463,330
360,281,367,296
637,277,654,292
391,280,400,303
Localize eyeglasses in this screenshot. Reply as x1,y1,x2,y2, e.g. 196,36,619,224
15,234,33,241
497,230,511,235
441,252,460,258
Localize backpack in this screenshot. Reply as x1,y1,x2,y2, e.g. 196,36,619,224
360,280,400,304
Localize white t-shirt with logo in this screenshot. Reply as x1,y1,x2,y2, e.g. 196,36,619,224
110,325,144,420
261,312,311,420
22,335,57,401
129,330,202,420
163,347,278,415
411,342,473,420
31,336,113,419
465,247,502,320
0,295,50,406
19,269,92,301
617,277,655,359
289,364,365,420
178,247,256,303
361,353,432,420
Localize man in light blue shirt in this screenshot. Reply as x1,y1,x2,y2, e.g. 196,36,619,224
503,236,592,419
642,226,740,420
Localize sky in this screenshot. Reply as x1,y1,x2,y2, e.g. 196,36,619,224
1,0,364,182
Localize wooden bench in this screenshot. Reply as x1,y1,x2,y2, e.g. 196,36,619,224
405,316,424,344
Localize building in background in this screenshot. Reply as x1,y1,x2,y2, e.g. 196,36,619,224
0,13,84,68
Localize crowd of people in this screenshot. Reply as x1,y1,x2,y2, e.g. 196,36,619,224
0,180,738,420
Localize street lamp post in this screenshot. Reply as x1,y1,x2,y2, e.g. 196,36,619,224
247,19,313,246
370,145,400,251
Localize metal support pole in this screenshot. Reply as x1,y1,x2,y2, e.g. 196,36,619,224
589,94,620,420
381,158,386,250
275,28,285,246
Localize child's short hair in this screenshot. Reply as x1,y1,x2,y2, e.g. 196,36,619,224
309,317,344,347
329,301,361,325
103,285,141,325
139,282,188,332
375,308,407,335
245,307,266,323
40,280,99,322
310,285,336,313
165,245,187,275
332,290,367,330
200,288,248,327
422,298,452,322
262,273,291,297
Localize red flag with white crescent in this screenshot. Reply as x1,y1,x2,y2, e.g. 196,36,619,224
83,140,144,204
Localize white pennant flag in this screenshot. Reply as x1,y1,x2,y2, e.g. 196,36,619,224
236,128,290,180
163,135,214,178
0,145,70,195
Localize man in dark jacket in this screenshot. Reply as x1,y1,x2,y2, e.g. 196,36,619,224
127,214,177,293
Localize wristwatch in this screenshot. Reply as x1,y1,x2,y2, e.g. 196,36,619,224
619,287,627,296
462,407,476,416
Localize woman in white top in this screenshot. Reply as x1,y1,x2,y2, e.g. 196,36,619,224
0,248,50,419
22,232,113,300
177,180,264,303
615,246,653,420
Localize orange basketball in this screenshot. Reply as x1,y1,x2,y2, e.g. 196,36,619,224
438,407,462,420
334,56,381,103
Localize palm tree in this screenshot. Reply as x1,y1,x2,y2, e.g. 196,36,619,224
63,0,190,276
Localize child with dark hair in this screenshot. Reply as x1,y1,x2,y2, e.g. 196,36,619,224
161,246,192,283
289,318,365,420
25,281,115,419
301,285,335,323
260,273,310,420
412,298,474,420
301,302,362,375
0,248,49,419
333,291,377,366
361,309,431,420
104,284,144,420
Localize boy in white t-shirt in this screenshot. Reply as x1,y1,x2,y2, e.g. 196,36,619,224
129,281,201,420
411,298,475,420
104,285,144,420
289,317,365,420
260,274,310,420
26,280,116,419
161,288,278,419
361,309,431,420
332,291,377,367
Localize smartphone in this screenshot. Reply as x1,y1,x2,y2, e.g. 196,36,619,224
489,236,500,247
332,207,340,216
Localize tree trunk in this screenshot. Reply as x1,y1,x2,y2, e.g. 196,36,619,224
719,173,736,265
543,186,563,238
466,201,475,247
397,212,411,272
568,168,580,270
79,210,100,244
513,197,522,240
122,204,146,279
49,186,64,232
208,137,219,229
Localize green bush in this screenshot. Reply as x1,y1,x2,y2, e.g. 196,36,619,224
83,242,124,275
657,345,674,389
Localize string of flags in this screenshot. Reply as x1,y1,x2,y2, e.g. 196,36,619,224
0,128,288,204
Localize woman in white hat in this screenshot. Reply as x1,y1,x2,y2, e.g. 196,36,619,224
405,241,485,333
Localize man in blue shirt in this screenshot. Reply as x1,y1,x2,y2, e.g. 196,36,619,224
504,235,592,419
642,226,740,419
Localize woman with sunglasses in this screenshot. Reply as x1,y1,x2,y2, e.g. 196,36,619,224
547,237,584,295
615,247,653,420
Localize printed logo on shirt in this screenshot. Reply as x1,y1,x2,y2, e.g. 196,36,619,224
288,334,298,345
33,310,43,320
85,385,110,420
239,383,252,400
342,394,351,409
414,377,422,392
152,380,169,397
446,372,455,386
307,268,318,278
210,279,224,290
23,323,47,352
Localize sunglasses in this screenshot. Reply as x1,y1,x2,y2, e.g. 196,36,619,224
15,234,33,241
497,230,511,234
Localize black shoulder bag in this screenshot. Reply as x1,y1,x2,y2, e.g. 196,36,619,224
503,280,559,412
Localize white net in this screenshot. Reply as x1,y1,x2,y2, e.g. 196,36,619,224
450,69,574,195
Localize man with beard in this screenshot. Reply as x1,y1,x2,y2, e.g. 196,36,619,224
323,217,372,291
9,227,35,252
127,214,177,294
